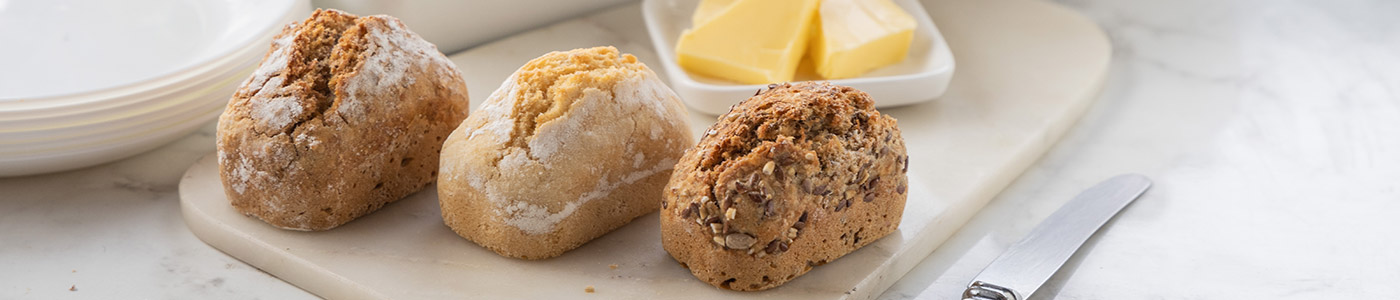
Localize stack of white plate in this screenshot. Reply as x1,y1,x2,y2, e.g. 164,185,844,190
0,0,310,176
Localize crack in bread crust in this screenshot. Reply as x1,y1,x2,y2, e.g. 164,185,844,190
502,48,646,155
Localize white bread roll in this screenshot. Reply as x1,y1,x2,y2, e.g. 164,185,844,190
438,46,694,259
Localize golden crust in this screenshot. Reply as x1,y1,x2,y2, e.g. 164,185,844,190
437,47,694,259
661,82,909,291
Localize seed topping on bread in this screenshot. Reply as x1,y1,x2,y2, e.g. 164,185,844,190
661,81,908,290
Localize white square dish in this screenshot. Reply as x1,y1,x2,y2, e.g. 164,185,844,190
641,0,955,115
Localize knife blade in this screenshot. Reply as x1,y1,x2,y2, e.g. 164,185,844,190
963,174,1152,300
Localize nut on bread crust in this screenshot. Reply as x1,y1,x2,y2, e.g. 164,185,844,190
438,47,694,259
216,9,469,231
661,82,909,291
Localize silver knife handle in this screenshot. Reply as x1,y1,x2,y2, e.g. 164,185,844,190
962,174,1152,300
964,280,1018,300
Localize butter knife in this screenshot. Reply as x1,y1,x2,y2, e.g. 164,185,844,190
963,174,1152,300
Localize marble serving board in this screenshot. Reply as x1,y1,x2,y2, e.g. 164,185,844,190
178,0,1109,299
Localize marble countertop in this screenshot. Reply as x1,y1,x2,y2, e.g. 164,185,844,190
4,0,1398,299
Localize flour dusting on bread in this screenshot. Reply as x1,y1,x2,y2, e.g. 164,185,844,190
337,16,460,119
472,67,686,234
242,24,297,93
438,46,694,259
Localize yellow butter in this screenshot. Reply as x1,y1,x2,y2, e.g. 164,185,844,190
809,0,916,79
676,0,820,85
691,0,736,28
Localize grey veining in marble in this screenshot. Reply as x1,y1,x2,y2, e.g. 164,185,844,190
882,0,1400,299
0,124,313,299
4,0,1399,299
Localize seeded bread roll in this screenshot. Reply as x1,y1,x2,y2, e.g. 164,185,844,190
438,46,694,259
660,82,909,291
217,9,469,231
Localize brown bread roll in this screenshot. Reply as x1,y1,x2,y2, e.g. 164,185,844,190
661,82,909,291
217,9,469,231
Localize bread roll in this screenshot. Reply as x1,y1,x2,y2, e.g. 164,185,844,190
217,9,469,231
438,46,694,259
661,82,909,291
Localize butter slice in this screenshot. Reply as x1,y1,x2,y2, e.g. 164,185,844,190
691,0,736,28
676,0,820,85
809,0,916,79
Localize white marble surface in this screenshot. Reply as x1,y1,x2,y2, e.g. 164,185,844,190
3,0,1398,299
